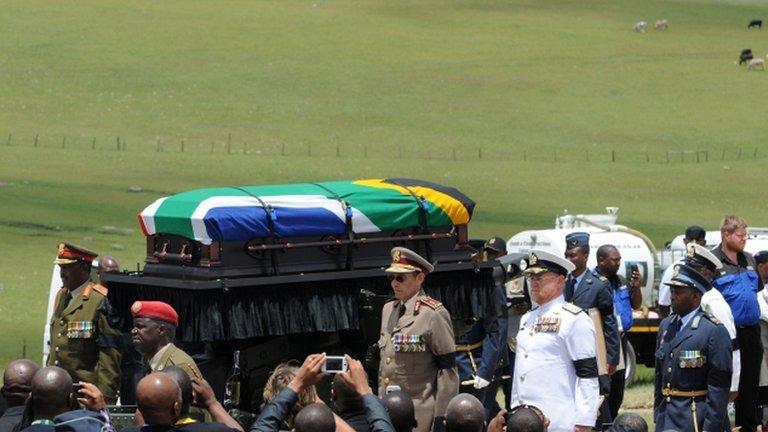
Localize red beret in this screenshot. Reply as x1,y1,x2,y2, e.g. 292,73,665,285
131,301,178,326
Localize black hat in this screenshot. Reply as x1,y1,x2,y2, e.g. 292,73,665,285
484,237,507,253
664,264,711,295
755,250,768,265
684,225,706,242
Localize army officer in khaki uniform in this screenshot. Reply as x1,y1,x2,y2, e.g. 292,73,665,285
47,243,122,402
378,247,459,432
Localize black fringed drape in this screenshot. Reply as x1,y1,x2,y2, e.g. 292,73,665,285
107,267,497,343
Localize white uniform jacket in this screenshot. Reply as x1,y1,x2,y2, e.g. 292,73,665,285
702,288,741,392
511,295,599,432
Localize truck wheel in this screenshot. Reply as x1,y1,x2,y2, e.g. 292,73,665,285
624,340,637,387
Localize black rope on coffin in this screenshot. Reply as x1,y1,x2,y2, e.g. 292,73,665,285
233,187,280,276
312,183,355,270
386,180,433,263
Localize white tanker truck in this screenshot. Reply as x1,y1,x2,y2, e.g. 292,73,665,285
506,207,662,385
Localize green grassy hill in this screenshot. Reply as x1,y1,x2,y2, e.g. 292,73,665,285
1,0,767,368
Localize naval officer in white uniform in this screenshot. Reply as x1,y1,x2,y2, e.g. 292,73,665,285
511,249,600,432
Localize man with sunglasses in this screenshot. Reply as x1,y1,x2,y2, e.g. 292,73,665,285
511,249,600,432
378,247,459,432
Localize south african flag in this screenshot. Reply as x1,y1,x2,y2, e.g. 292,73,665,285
138,178,475,245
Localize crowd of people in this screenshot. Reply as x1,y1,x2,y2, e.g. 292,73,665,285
1,215,767,432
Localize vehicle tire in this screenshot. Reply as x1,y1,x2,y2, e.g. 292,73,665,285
624,340,637,387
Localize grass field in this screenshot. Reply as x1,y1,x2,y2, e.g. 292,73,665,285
1,0,768,408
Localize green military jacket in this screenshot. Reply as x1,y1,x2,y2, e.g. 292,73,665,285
148,342,203,379
148,343,208,421
47,282,122,400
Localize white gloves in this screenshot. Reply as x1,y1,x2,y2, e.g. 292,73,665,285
473,375,490,389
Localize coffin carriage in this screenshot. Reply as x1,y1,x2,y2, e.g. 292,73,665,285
101,178,502,411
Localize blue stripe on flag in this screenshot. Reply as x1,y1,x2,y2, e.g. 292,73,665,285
203,206,347,241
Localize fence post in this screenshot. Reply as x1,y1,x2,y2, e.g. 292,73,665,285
116,137,120,151
478,148,482,160
705,150,708,162
611,150,616,162
6,133,11,146
181,139,185,153
34,134,39,147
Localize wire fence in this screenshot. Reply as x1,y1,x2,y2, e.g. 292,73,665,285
4,132,766,164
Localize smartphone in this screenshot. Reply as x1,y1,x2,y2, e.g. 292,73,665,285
322,356,348,374
72,382,84,395
385,385,402,394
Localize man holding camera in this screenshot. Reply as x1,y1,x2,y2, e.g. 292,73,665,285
378,247,459,432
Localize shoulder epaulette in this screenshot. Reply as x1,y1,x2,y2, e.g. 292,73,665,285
384,297,397,303
91,283,108,296
562,302,583,315
418,296,443,310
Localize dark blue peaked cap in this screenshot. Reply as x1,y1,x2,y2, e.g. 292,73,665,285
565,232,590,250
664,263,711,295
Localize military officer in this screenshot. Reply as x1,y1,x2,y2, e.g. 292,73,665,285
130,301,202,379
563,232,620,429
511,249,600,432
47,243,122,402
455,237,508,419
654,264,732,432
378,247,459,432
682,243,741,400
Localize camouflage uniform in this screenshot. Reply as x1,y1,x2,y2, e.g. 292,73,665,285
378,291,459,432
47,282,122,400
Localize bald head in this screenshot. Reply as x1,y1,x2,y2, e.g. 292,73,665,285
30,367,72,419
505,407,544,432
294,403,335,432
2,359,38,406
160,366,192,415
445,394,484,432
382,391,417,432
136,373,181,425
97,255,120,275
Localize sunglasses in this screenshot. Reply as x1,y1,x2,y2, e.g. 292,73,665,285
387,274,413,282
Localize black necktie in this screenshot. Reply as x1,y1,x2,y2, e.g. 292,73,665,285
565,277,577,301
666,317,682,341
